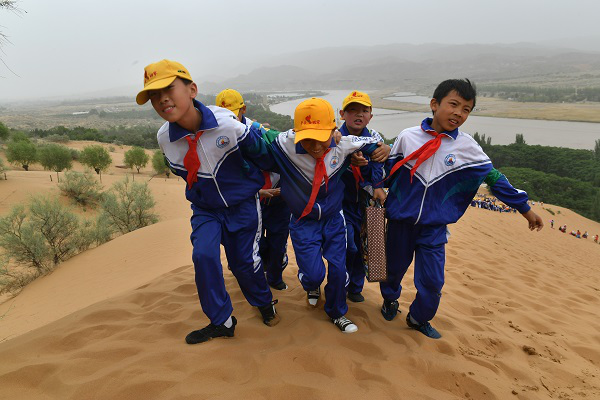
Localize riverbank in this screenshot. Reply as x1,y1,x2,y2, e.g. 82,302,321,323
371,90,600,123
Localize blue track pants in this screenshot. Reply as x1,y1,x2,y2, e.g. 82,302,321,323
380,221,448,324
190,196,273,325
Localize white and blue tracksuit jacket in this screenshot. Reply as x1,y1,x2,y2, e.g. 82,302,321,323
385,118,531,224
158,100,272,210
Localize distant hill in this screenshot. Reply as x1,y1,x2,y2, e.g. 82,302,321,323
200,42,600,93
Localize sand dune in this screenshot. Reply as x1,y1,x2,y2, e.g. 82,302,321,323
1,144,600,399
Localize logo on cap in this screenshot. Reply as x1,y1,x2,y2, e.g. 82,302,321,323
444,154,456,166
302,115,320,125
216,136,230,148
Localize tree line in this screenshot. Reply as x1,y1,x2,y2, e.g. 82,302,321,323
473,134,600,222
478,85,600,103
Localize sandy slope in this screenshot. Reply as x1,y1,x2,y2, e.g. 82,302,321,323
1,143,600,399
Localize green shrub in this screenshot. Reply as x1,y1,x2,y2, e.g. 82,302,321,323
0,196,98,295
100,177,158,234
80,145,112,179
5,140,37,171
38,143,73,181
58,170,103,206
124,146,150,173
152,150,170,177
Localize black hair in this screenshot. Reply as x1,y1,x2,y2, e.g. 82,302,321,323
432,78,477,110
179,78,193,85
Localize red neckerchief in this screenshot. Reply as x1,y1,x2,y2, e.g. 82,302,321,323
183,131,204,189
351,165,364,190
298,148,331,220
388,127,446,183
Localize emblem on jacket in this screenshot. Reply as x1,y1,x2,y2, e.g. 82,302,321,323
444,154,456,166
330,155,340,168
216,136,230,148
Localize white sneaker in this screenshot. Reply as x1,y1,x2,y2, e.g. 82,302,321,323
332,316,358,333
307,288,320,306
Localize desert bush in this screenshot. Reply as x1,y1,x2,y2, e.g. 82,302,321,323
38,143,73,181
5,140,37,171
0,121,9,141
152,150,170,177
124,146,149,173
80,145,111,178
100,177,158,234
58,170,103,206
45,134,70,143
0,158,6,179
0,196,98,295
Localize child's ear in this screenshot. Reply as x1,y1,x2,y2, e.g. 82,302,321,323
430,98,438,115
339,109,345,120
189,82,198,99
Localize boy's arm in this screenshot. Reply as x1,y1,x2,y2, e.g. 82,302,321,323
238,124,278,172
352,139,385,190
485,168,544,231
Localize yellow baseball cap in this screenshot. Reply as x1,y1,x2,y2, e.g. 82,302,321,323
342,90,372,110
293,98,337,144
216,89,245,114
136,59,193,105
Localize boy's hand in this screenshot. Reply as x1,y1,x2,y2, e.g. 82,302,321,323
259,188,281,199
370,142,391,162
522,209,544,231
333,129,342,145
372,188,387,204
350,151,368,166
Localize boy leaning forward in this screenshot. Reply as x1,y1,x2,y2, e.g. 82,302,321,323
136,60,279,345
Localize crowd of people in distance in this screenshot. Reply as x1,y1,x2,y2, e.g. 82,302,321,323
554,221,598,243
470,194,518,213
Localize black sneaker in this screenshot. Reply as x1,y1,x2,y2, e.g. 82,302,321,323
381,299,400,321
269,281,288,291
185,316,237,344
307,287,320,306
406,313,442,339
331,315,358,333
258,299,280,326
347,292,365,303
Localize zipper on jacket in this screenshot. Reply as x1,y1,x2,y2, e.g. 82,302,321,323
414,153,436,225
198,137,228,207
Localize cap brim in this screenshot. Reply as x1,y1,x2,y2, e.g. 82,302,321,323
343,100,372,110
136,76,178,105
294,128,333,144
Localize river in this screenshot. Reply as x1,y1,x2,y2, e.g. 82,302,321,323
269,90,600,150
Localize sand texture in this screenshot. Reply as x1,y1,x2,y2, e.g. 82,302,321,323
1,143,599,399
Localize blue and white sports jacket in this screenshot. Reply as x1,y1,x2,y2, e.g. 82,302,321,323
339,123,384,205
262,130,381,220
385,118,531,225
157,100,270,209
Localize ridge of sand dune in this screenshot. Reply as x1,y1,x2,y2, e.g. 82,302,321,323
0,202,599,399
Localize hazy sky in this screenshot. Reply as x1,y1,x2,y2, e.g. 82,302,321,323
1,0,599,101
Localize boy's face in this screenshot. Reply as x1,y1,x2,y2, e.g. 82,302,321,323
340,103,372,133
299,130,333,159
148,78,198,123
430,90,473,133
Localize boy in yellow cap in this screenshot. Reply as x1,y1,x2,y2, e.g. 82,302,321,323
339,90,389,303
136,59,280,345
253,98,384,333
216,88,291,291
